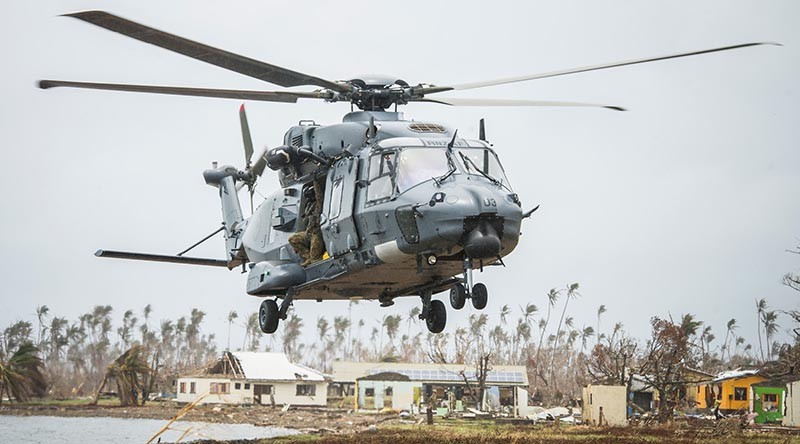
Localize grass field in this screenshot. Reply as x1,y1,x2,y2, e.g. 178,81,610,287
261,422,800,444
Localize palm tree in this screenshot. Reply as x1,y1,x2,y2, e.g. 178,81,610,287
580,326,595,350
34,305,49,348
0,343,46,403
382,315,402,355
406,307,421,337
722,318,737,362
499,305,511,325
91,345,151,406
596,305,607,345
762,311,779,360
756,298,767,361
223,310,237,351
549,283,580,389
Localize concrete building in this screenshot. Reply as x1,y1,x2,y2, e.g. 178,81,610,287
176,351,328,406
582,385,627,426
331,361,529,415
786,379,800,427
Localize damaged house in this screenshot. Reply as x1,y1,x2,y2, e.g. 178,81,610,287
176,351,328,406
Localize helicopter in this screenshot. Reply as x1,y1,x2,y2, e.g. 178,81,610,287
38,11,777,335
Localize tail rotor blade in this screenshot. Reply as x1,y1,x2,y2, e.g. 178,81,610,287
239,104,254,168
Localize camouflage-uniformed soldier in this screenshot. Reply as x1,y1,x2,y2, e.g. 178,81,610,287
289,177,325,266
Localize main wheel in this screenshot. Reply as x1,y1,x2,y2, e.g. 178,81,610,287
449,284,467,310
259,299,280,334
471,283,488,310
426,300,447,333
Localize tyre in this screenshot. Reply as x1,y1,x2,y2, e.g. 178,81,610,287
449,284,467,310
426,300,447,333
259,299,280,334
471,283,488,310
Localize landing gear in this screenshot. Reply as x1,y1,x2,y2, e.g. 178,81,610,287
258,299,279,334
471,283,488,310
449,283,467,310
462,258,489,311
258,290,295,334
426,300,447,333
419,291,447,334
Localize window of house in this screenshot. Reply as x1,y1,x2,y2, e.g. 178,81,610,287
235,383,241,390
210,382,230,394
296,384,316,396
190,382,196,394
365,388,375,397
244,383,251,390
734,387,747,401
180,382,186,394
385,387,393,396
763,393,777,403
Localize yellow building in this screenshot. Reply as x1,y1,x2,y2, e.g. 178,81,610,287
695,369,765,413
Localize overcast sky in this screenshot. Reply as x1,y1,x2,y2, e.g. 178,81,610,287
1,0,798,353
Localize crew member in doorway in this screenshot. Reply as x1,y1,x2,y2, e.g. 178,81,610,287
289,176,325,266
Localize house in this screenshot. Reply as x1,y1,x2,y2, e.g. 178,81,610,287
695,368,766,414
582,385,627,426
331,361,529,415
750,378,790,424
176,351,328,406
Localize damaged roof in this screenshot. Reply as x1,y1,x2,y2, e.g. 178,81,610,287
231,352,327,382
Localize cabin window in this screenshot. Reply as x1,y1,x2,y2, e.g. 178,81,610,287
180,382,186,394
367,152,396,202
329,177,344,220
734,387,747,401
296,384,316,396
190,382,196,394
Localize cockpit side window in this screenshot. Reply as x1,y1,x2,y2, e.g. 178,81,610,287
367,152,396,202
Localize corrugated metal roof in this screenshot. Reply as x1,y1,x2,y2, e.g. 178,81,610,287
232,352,326,382
713,368,760,382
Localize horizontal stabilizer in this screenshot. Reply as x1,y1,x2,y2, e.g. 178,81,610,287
95,249,230,268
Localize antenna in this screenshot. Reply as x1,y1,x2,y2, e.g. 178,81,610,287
479,118,487,141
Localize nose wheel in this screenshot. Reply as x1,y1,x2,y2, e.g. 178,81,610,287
449,258,489,311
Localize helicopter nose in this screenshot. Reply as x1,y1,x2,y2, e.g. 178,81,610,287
462,220,502,259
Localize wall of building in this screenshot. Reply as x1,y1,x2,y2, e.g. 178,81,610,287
582,385,627,426
176,378,326,406
786,381,800,427
696,376,766,412
356,380,418,411
176,377,252,404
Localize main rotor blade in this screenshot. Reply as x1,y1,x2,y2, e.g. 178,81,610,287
450,42,780,91
38,80,332,102
63,10,350,93
239,104,254,167
412,97,625,111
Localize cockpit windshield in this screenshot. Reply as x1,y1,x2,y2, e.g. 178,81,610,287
366,146,511,203
395,148,451,193
456,148,511,189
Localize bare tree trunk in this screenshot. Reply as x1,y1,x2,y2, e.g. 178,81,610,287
89,374,108,406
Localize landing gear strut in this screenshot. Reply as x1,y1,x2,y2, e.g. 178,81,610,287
419,291,446,333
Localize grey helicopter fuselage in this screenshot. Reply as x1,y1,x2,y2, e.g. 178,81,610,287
223,111,523,303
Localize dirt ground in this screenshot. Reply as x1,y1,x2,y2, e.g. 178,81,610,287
0,401,401,434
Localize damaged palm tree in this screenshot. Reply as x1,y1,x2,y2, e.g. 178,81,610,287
90,345,151,406
0,342,47,403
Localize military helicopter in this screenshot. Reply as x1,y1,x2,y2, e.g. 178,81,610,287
39,11,777,335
